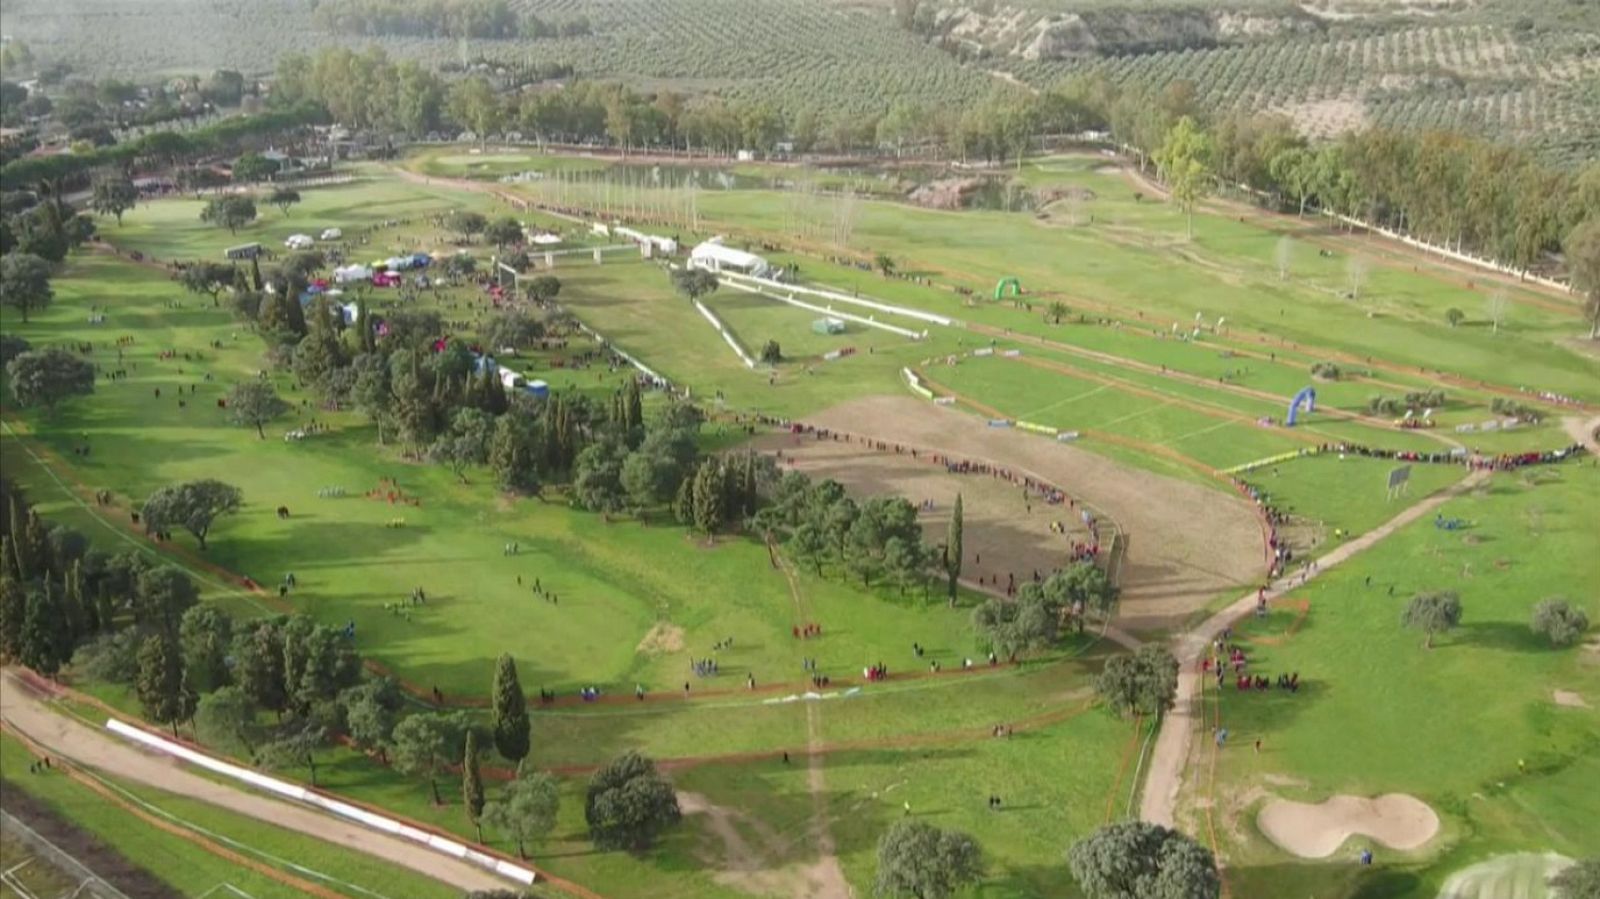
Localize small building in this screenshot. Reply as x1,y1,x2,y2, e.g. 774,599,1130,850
812,317,846,335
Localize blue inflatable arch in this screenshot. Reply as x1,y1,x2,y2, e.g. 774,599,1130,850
1286,386,1317,426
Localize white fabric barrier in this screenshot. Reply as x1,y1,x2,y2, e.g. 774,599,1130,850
717,271,953,326
103,719,536,886
693,300,757,369
569,319,670,386
902,368,934,399
720,279,924,340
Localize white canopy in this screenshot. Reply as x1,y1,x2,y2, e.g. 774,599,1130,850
334,264,372,283
690,240,770,276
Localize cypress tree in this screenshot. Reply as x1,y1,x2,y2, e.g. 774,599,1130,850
693,464,724,537
63,561,88,639
95,581,117,634
946,494,964,606
284,288,308,336
490,653,531,763
6,499,26,577
464,729,486,842
21,510,50,580
624,379,644,446
673,473,696,526
0,535,18,583
136,634,197,738
356,299,374,352
20,581,70,677
742,454,759,516
0,578,25,659
485,367,508,415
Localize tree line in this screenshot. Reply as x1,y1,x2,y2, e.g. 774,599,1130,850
310,0,591,40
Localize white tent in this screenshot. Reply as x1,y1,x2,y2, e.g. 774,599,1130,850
690,239,770,277
334,264,372,284
284,234,315,250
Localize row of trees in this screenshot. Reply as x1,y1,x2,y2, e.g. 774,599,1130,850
1077,76,1600,323
311,0,523,39
1,102,326,194
312,0,592,40
871,813,1219,899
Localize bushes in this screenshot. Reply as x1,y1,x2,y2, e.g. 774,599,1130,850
1368,390,1446,415
1490,397,1544,423
1531,599,1589,648
1309,361,1341,380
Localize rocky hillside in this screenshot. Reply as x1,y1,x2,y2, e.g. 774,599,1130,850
919,2,1323,60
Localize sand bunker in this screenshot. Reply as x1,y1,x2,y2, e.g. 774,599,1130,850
1553,690,1589,709
1258,793,1439,858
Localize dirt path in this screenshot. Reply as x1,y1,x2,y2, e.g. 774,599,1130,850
0,671,520,895
1138,468,1490,828
1562,414,1600,457
773,549,852,898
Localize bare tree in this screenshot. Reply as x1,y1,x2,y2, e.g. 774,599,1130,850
1347,255,1369,301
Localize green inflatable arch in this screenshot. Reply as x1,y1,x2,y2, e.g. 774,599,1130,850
994,277,1023,300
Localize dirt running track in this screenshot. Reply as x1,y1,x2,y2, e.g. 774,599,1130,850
777,396,1264,632
0,670,520,896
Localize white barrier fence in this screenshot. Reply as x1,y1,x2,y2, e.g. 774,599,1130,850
564,316,670,386
902,368,934,399
718,271,953,327
1325,211,1572,294
694,299,757,369
721,279,925,340
103,719,537,887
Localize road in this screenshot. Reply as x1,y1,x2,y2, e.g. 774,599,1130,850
0,670,514,895
1138,468,1491,827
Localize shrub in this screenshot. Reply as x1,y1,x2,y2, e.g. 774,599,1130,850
1531,599,1589,648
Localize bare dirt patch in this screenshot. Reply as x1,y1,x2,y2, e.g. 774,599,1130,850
678,790,848,899
1553,690,1589,709
635,622,686,655
1258,793,1439,858
756,396,1263,631
908,177,987,210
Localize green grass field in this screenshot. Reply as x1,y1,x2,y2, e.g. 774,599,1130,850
1213,463,1600,899
3,153,1595,899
